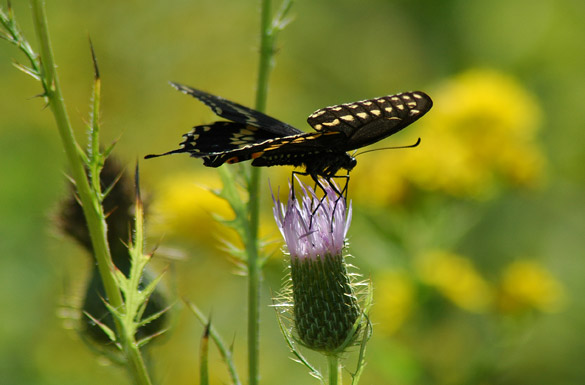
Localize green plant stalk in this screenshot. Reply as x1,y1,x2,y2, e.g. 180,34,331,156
121,328,152,385
245,170,261,385
29,2,152,384
29,0,123,311
199,323,210,385
327,355,340,385
186,300,242,385
88,41,102,194
245,0,275,383
255,0,273,114
121,192,153,385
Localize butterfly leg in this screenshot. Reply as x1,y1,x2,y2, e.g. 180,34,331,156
290,171,350,232
291,170,307,199
322,174,352,233
309,176,333,230
290,170,325,228
326,173,350,201
309,173,353,232
326,173,350,215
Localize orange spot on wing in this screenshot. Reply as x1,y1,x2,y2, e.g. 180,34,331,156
251,151,264,159
226,157,240,164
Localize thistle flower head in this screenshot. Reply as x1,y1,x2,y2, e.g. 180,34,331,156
273,177,365,353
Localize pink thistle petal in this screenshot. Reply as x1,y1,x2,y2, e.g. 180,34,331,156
272,177,351,260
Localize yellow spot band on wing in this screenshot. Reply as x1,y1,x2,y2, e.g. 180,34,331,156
322,119,340,127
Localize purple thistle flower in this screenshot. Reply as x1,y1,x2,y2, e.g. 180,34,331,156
272,178,352,260
273,178,362,353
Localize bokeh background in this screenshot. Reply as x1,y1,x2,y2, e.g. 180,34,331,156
1,0,584,384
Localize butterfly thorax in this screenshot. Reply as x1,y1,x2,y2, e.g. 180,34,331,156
304,151,356,177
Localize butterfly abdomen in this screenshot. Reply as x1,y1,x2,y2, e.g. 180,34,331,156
251,150,314,167
252,149,355,177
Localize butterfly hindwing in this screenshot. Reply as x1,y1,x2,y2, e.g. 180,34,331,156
197,131,347,169
178,121,279,155
145,121,287,161
170,82,302,137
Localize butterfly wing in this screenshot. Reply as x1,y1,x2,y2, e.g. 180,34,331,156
306,91,433,150
147,86,432,176
162,127,345,169
170,82,302,136
146,84,307,162
145,121,284,161
248,131,347,167
201,131,347,168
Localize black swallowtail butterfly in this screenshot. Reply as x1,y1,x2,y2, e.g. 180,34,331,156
146,83,433,190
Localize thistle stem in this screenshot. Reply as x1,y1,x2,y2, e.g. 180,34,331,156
327,354,340,385
29,0,123,312
247,3,270,385
246,0,275,383
29,2,150,384
246,166,261,385
255,0,273,113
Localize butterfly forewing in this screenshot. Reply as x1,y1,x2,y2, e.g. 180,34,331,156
307,91,432,149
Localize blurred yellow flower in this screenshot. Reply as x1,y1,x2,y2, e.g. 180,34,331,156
373,270,416,335
496,260,566,314
149,171,235,246
351,69,545,205
417,251,492,313
149,170,278,253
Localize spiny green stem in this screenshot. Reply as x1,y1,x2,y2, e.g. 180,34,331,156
121,182,153,385
88,38,103,195
0,6,42,82
29,0,122,311
28,1,151,384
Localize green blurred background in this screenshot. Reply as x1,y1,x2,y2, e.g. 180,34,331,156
1,0,584,384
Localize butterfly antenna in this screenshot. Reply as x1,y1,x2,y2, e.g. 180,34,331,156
354,137,421,157
144,148,188,159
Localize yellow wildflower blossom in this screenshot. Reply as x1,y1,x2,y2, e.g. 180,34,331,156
374,270,416,335
417,250,492,313
149,171,235,246
496,260,566,314
149,170,277,252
